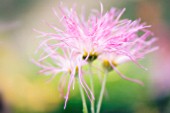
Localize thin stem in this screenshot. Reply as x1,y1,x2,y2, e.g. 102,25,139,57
89,63,95,113
78,79,88,113
96,70,108,113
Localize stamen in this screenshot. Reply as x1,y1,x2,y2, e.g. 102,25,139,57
82,52,98,62
68,66,79,77
102,60,117,71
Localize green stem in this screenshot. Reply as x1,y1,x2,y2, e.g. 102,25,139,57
78,79,88,113
89,64,95,113
96,70,108,113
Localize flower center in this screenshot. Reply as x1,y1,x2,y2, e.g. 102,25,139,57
82,51,98,62
102,60,117,71
68,66,79,77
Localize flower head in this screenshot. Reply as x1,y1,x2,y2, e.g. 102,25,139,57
35,3,157,64
32,46,94,108
33,2,158,109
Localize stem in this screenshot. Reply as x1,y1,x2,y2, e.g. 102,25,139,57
89,64,95,113
78,79,88,113
96,70,108,113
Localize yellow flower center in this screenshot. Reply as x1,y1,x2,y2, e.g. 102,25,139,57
102,60,117,71
68,66,79,77
82,51,98,62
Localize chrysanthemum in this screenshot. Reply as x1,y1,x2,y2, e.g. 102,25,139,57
32,46,94,109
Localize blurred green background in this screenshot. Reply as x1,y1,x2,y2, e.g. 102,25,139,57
0,0,170,113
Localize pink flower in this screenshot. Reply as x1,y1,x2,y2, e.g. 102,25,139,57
100,33,158,85
33,2,158,109
32,47,94,109
99,28,158,85
35,3,157,63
